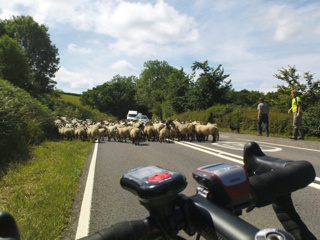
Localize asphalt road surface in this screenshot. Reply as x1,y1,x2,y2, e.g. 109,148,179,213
64,132,320,240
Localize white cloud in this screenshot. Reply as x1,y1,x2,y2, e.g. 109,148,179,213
1,0,320,94
111,60,136,71
256,3,320,42
55,67,98,93
68,43,92,54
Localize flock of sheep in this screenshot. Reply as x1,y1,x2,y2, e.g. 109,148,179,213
54,116,220,146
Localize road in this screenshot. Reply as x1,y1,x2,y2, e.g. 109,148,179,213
69,132,320,240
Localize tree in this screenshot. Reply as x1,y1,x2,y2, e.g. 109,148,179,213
274,65,320,109
0,35,30,89
227,89,262,107
2,16,60,95
135,60,176,118
81,75,137,119
165,68,191,114
191,61,232,110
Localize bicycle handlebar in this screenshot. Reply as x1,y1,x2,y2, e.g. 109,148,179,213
249,160,315,207
1,141,316,240
79,141,315,240
78,219,162,240
79,191,297,240
78,193,261,240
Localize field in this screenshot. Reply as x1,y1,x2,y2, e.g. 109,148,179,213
59,92,82,106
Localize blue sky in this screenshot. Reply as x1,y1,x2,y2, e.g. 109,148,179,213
1,0,320,94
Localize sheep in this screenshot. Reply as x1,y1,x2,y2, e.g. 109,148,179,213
130,127,141,146
143,125,156,141
98,126,107,142
207,123,219,142
59,126,75,141
194,123,219,142
169,127,178,140
87,124,99,142
159,125,171,143
74,126,87,141
106,125,118,142
117,126,133,143
165,120,179,140
153,122,165,141
174,121,196,141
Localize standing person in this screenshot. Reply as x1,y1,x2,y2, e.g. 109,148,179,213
288,90,303,140
257,97,270,136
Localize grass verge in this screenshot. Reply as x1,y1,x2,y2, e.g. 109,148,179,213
0,139,92,240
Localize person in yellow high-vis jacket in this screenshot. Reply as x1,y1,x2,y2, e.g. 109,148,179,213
287,90,303,140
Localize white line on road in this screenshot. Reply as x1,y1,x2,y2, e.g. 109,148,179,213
212,141,282,152
174,141,243,164
238,138,320,153
75,143,98,239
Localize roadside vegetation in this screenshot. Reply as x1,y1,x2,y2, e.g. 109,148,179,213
0,140,91,240
1,14,320,240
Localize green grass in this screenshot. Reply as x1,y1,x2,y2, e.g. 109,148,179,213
59,93,82,106
0,139,92,240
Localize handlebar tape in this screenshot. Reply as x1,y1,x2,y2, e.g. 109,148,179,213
249,160,315,207
78,219,162,240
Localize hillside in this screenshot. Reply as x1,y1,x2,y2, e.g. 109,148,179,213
59,92,82,106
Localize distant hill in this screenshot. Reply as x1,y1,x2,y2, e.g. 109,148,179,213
59,92,82,106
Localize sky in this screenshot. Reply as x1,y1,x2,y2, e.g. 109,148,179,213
1,0,320,94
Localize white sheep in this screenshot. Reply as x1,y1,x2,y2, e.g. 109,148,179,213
59,126,75,141
87,124,99,142
173,121,196,141
159,125,171,143
98,126,107,142
117,126,133,143
143,125,156,141
194,123,219,142
106,125,118,142
74,126,87,141
130,127,141,146
153,122,165,141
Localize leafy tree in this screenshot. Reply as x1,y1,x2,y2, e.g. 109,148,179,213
81,75,137,119
274,65,320,109
135,60,176,118
191,60,232,110
0,22,6,36
0,35,30,89
274,65,320,137
2,16,60,95
165,68,191,114
227,89,262,107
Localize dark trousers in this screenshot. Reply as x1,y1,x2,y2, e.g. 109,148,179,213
258,114,269,136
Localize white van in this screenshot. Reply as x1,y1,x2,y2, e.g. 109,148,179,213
127,110,138,120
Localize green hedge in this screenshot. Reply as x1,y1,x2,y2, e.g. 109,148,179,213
172,104,297,136
0,79,55,162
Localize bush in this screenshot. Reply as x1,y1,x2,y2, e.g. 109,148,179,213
303,105,320,137
172,104,297,137
0,79,54,162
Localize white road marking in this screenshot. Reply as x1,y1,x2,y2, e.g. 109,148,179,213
174,141,243,164
239,138,320,153
220,134,320,152
212,141,282,152
75,143,98,239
